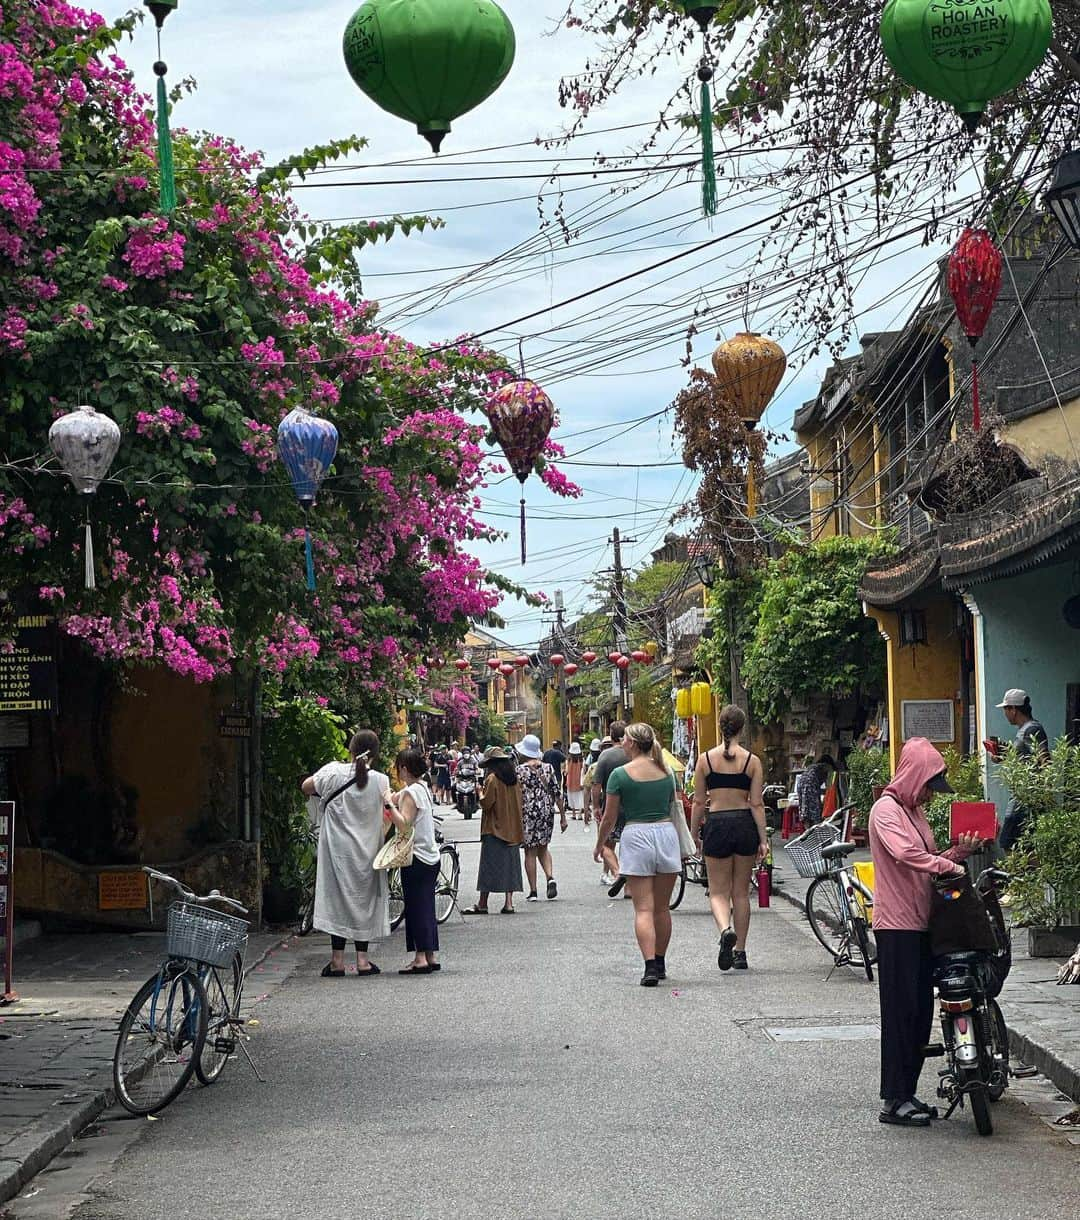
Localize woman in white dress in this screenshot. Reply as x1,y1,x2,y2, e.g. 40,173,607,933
301,729,390,977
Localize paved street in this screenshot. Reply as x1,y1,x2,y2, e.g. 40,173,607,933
9,824,1080,1220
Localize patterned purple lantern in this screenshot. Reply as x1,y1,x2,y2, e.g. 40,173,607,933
276,407,339,591
485,378,555,564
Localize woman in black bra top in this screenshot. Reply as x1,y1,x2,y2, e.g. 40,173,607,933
690,704,768,971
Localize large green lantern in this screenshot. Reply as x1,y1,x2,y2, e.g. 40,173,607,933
343,0,515,152
880,0,1052,132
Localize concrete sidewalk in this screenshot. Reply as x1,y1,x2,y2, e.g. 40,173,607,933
0,929,302,1205
770,851,1080,1103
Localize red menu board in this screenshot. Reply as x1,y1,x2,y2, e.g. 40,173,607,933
1,801,14,1003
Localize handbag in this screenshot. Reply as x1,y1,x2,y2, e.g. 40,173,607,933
668,773,696,858
928,870,996,956
373,827,414,871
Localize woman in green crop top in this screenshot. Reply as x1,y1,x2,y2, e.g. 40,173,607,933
595,722,685,987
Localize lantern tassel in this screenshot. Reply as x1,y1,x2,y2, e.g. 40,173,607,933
520,496,527,566
970,354,981,432
699,75,717,218
154,66,176,214
84,510,96,592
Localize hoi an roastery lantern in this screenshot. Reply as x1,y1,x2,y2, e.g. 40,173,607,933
485,377,555,564
49,404,121,590
343,0,516,152
277,407,339,591
947,228,1002,432
880,0,1052,133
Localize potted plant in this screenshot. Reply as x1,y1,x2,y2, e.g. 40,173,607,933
846,746,891,843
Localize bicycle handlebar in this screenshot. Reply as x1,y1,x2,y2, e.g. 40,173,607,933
143,866,249,915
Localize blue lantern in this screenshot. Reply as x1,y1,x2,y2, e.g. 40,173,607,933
276,407,339,591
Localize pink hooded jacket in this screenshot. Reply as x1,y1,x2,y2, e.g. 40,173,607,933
868,737,970,932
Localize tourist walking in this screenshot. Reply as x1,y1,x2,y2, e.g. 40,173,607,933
431,746,452,805
565,742,586,821
592,723,628,892
594,722,682,987
869,736,984,1127
463,746,524,915
386,747,441,974
690,705,768,971
516,733,566,901
301,729,390,977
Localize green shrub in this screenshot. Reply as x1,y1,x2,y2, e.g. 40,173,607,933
846,748,891,828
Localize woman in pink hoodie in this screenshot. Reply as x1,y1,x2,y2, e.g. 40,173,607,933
869,737,984,1128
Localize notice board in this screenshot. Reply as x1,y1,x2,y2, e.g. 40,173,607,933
0,617,57,713
900,699,955,744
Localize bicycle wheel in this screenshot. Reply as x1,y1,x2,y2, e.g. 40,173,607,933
297,893,314,937
114,966,207,1115
852,915,875,982
669,866,686,911
196,952,244,1085
388,868,405,931
435,846,460,925
805,875,847,962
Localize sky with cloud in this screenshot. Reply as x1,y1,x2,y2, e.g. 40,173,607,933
116,1,960,646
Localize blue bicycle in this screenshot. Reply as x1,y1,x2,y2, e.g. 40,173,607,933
112,867,254,1115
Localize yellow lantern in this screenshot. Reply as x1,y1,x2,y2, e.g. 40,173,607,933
644,640,658,658
690,681,712,717
675,688,692,719
710,332,786,426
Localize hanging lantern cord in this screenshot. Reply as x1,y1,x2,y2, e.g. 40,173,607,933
153,26,177,214
968,337,982,432
697,36,718,218
518,480,528,566
84,500,96,592
302,504,316,592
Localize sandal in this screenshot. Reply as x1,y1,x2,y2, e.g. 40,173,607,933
355,964,380,976
878,1099,931,1127
398,964,433,975
320,963,345,978
500,906,515,914
909,1097,939,1119
461,906,489,915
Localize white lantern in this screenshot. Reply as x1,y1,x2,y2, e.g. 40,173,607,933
48,404,121,589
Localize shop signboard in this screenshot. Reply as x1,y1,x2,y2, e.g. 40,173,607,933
0,617,57,713
1,801,15,1003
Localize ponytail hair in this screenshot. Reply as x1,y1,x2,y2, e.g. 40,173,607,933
719,704,746,760
625,721,659,763
349,729,380,790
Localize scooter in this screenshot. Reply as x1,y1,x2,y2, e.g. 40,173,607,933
929,867,1012,1136
453,758,480,819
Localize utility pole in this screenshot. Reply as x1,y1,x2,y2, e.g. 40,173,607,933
554,590,569,746
611,528,635,717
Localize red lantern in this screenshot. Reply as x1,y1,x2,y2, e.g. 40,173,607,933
563,662,579,676
514,655,530,668
454,658,469,672
616,655,630,670
486,657,501,671
630,649,647,663
499,662,515,677
581,649,597,664
947,228,1002,432
549,653,564,668
607,651,621,664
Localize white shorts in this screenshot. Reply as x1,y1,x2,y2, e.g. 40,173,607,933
618,821,681,877
566,789,585,811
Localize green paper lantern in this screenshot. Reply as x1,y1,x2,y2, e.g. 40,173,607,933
880,0,1052,132
343,0,515,153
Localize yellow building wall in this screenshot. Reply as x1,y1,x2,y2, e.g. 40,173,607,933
801,431,837,539
866,596,965,774
1003,394,1080,467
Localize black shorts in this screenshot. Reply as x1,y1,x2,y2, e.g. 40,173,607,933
702,810,759,859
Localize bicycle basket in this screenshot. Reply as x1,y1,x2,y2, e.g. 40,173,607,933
785,822,841,879
166,901,249,968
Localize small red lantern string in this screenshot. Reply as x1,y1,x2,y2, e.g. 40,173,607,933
947,228,1002,432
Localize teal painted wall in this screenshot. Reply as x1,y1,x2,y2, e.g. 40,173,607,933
975,554,1080,810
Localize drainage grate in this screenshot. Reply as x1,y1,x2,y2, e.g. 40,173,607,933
764,1024,879,1043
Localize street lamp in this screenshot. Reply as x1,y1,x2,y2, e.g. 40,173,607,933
693,553,717,589
1044,150,1080,250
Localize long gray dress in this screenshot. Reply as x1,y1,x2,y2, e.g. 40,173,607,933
312,762,390,942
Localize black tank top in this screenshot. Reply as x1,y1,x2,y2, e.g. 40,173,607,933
704,747,752,792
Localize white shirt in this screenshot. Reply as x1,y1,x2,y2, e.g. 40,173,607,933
406,781,439,865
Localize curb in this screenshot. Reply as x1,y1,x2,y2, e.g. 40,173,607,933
0,937,286,1206
771,877,1080,1105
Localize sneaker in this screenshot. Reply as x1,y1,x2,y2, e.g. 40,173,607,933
655,955,667,980
600,871,613,886
732,950,748,970
717,927,736,971
546,878,558,900
640,959,660,988
527,891,539,902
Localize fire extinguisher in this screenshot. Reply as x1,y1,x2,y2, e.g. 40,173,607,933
757,864,771,908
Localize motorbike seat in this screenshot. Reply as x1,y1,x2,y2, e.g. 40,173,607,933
820,841,857,861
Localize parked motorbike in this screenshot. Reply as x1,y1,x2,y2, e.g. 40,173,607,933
453,759,480,819
929,867,1012,1136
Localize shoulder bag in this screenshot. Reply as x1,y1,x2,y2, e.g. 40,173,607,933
667,771,696,858
373,783,415,870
